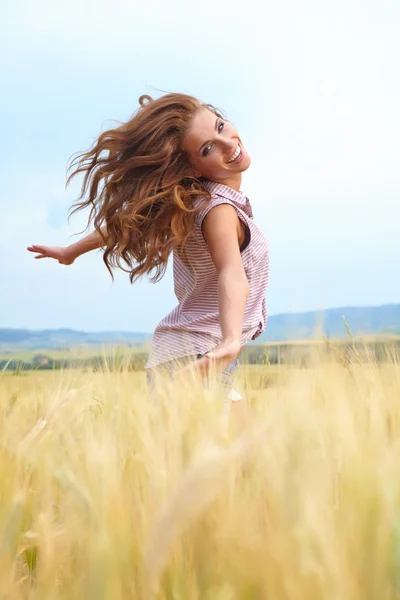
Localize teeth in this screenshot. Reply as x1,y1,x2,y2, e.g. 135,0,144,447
227,145,241,163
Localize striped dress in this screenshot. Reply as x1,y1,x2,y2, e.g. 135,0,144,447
145,180,269,369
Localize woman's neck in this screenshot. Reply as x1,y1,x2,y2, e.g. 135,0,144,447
210,173,242,192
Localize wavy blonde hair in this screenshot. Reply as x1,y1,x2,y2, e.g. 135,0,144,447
67,93,222,282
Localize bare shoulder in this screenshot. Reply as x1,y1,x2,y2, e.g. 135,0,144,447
202,203,240,238
202,204,243,270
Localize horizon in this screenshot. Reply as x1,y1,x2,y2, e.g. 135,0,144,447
1,301,398,334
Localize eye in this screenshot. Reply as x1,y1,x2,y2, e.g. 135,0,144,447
201,121,224,157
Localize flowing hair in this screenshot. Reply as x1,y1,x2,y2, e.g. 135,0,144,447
67,93,222,282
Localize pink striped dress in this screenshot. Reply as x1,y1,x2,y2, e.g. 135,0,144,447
145,181,269,369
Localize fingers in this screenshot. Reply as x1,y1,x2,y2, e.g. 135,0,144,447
27,245,51,259
204,351,227,362
27,245,45,252
194,356,211,373
205,349,238,367
176,351,235,382
177,356,210,378
196,354,230,375
27,246,49,258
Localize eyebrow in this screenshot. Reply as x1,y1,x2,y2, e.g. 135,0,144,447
198,117,220,154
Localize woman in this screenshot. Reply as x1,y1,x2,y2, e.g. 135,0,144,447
28,93,269,403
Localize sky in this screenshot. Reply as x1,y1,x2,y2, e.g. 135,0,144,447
1,0,399,333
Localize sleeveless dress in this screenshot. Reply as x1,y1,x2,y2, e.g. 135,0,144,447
145,180,269,370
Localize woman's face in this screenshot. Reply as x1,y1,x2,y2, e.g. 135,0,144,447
183,108,251,186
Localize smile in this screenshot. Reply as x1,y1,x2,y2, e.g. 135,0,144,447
227,144,242,164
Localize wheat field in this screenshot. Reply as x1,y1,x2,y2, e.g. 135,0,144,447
1,347,400,599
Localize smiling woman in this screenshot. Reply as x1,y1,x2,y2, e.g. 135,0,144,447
27,92,269,423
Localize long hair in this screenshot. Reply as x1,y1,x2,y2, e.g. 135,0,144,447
67,93,222,282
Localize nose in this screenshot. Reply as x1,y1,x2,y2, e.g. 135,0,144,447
221,138,237,158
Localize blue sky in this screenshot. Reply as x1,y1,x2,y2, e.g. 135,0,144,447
1,0,399,333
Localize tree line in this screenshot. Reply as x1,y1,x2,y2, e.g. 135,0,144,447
1,339,399,373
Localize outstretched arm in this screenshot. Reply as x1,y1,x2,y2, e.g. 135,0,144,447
27,226,107,265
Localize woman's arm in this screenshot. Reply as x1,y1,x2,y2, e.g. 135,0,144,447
199,204,249,370
27,226,107,265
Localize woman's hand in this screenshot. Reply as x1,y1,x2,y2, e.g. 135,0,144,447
27,245,75,265
198,338,241,373
178,338,241,379
27,228,107,265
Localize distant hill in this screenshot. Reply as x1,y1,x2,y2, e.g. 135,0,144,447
0,328,151,350
1,303,399,350
257,303,400,342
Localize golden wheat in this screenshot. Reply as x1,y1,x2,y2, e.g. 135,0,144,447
1,348,400,599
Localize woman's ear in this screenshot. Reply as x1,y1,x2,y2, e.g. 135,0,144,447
192,170,202,178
